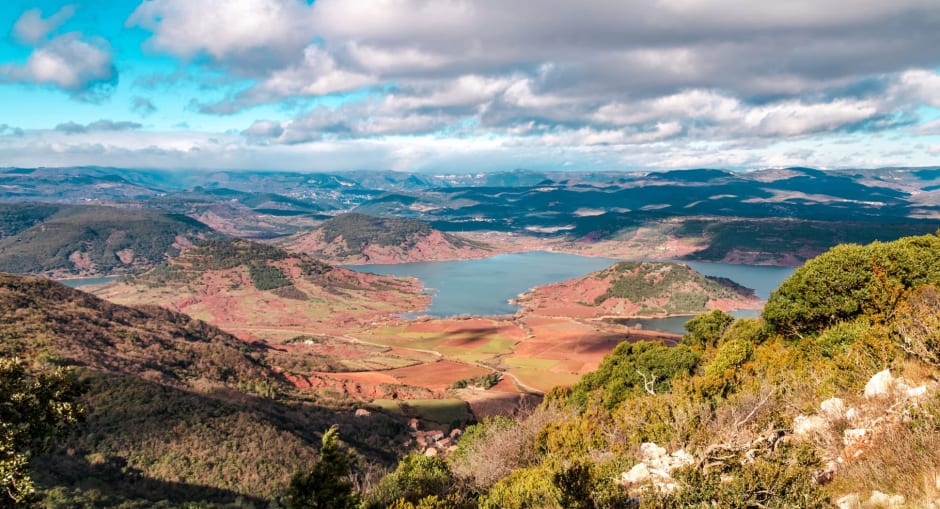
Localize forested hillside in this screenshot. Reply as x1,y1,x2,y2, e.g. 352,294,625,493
283,213,493,264
0,203,219,277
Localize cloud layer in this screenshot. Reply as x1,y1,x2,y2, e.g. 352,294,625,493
1,0,940,170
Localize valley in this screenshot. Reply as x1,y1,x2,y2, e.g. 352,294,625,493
3,166,940,507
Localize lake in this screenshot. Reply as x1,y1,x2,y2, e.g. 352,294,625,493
354,252,796,333
59,276,122,288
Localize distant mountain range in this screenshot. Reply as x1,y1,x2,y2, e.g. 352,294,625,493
2,166,940,269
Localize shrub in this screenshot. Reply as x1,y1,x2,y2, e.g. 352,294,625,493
570,341,701,409
700,339,754,399
682,310,734,350
282,426,358,509
764,234,940,337
895,284,940,367
366,453,454,508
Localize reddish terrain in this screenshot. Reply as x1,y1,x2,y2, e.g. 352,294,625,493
284,228,495,264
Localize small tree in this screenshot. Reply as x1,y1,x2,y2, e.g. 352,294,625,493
682,310,734,350
0,357,84,506
283,425,359,509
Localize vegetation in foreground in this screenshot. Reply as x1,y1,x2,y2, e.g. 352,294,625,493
7,232,940,507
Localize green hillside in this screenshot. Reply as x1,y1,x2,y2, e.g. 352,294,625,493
0,203,220,277
0,274,408,507
594,261,755,314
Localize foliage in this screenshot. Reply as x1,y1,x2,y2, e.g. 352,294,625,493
682,310,735,349
700,339,755,399
641,442,830,508
592,263,752,315
764,233,940,336
895,284,940,367
366,453,453,508
282,425,359,509
247,262,292,291
0,357,84,506
570,341,700,409
478,465,561,509
449,372,501,390
0,204,217,276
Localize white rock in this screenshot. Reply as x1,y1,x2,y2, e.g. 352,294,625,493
423,447,438,457
846,407,858,421
820,397,846,420
622,463,651,485
908,385,928,398
868,490,905,507
836,493,861,509
793,414,828,437
354,408,371,417
670,449,695,468
843,428,870,447
640,442,667,461
865,369,894,399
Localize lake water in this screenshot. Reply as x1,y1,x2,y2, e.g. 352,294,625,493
59,276,121,288
354,252,796,333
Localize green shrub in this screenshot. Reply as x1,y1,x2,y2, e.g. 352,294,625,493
367,453,453,508
700,339,754,398
570,341,701,409
764,234,940,336
682,310,734,349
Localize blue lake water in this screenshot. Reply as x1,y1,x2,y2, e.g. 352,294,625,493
59,276,121,288
353,252,797,333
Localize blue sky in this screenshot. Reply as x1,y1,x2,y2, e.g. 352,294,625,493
1,0,940,172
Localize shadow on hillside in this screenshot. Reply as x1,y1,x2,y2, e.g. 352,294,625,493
33,453,265,507
434,326,504,346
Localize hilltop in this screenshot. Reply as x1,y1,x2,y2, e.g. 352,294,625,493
0,274,411,506
516,261,761,319
94,238,429,336
282,213,494,264
0,203,219,277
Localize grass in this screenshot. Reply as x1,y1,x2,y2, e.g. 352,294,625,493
402,399,472,426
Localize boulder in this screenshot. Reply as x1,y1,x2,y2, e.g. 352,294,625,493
820,397,846,420
793,414,827,437
865,369,894,399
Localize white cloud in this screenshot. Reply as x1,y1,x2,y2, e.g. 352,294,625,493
12,5,75,45
0,33,116,99
127,0,317,70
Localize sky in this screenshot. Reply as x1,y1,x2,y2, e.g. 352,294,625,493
1,0,940,172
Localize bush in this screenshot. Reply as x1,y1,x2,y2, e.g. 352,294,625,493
700,339,754,399
895,284,940,367
571,341,701,409
366,453,454,508
682,310,734,350
764,234,940,336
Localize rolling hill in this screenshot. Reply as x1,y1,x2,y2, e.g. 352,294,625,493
0,203,220,277
93,238,430,336
282,213,494,264
0,273,411,506
516,261,761,319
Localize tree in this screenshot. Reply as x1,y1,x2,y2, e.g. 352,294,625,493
283,425,359,509
0,357,84,506
682,310,735,349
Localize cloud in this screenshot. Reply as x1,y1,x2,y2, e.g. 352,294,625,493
0,124,25,137
55,120,143,134
242,120,284,139
12,5,76,45
131,96,157,116
127,0,317,72
0,32,117,101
